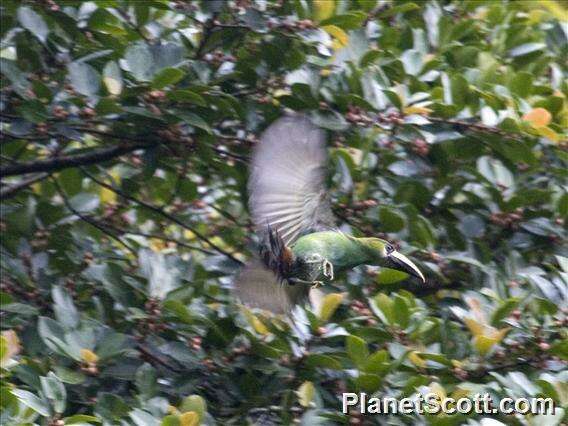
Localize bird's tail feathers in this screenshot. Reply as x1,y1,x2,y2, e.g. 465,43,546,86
234,259,309,314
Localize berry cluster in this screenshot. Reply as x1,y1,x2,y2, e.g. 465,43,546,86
47,418,64,426
52,105,69,120
350,300,372,317
31,228,50,249
338,199,379,213
489,209,524,229
376,110,404,126
203,50,236,66
411,138,429,157
38,0,59,12
80,358,98,376
144,90,167,103
137,298,168,336
345,105,374,126
36,122,49,135
268,19,316,31
156,125,195,150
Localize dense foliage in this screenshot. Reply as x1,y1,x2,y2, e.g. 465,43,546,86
1,1,567,425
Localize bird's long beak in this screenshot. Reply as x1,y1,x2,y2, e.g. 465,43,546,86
388,251,425,283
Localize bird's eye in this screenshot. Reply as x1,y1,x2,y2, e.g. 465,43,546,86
386,244,394,254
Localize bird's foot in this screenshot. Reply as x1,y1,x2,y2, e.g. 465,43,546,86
311,281,324,289
289,277,324,289
289,278,315,286
322,259,334,281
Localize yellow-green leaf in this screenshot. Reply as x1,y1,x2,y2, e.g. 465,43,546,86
103,61,123,96
322,25,349,49
80,349,99,364
408,351,426,368
451,387,472,400
346,335,369,367
428,382,447,400
0,330,20,367
180,395,206,421
463,318,485,337
63,414,102,424
152,68,185,89
99,170,120,204
539,1,568,21
473,335,499,356
376,268,408,284
317,293,344,322
161,415,180,426
473,328,509,356
296,381,315,407
179,411,199,426
403,105,432,115
313,0,335,22
373,293,394,324
242,308,271,335
536,125,560,142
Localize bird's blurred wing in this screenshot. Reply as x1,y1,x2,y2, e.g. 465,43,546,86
249,115,335,246
234,260,310,314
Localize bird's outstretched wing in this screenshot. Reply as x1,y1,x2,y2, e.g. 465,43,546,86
248,115,335,246
235,115,335,314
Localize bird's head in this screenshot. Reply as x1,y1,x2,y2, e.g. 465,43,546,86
358,237,425,283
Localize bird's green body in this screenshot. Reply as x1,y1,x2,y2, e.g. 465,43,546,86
292,231,377,278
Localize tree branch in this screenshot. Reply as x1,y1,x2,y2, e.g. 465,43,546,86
363,2,391,24
468,357,537,380
193,15,218,59
136,344,182,372
115,7,152,42
210,146,249,163
80,167,243,265
0,173,50,200
52,178,138,257
96,220,218,256
1,125,249,177
1,141,155,177
427,116,525,142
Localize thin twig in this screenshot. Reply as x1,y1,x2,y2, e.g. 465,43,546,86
194,15,218,59
52,178,138,257
1,131,49,142
1,124,249,177
97,220,218,256
207,202,249,227
211,146,249,163
1,141,155,177
363,2,391,24
468,357,537,380
427,116,526,142
136,344,182,372
80,167,243,265
0,173,50,200
115,7,152,42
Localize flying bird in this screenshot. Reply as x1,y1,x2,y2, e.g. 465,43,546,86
235,115,425,314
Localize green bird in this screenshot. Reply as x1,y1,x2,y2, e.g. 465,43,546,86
235,115,425,314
